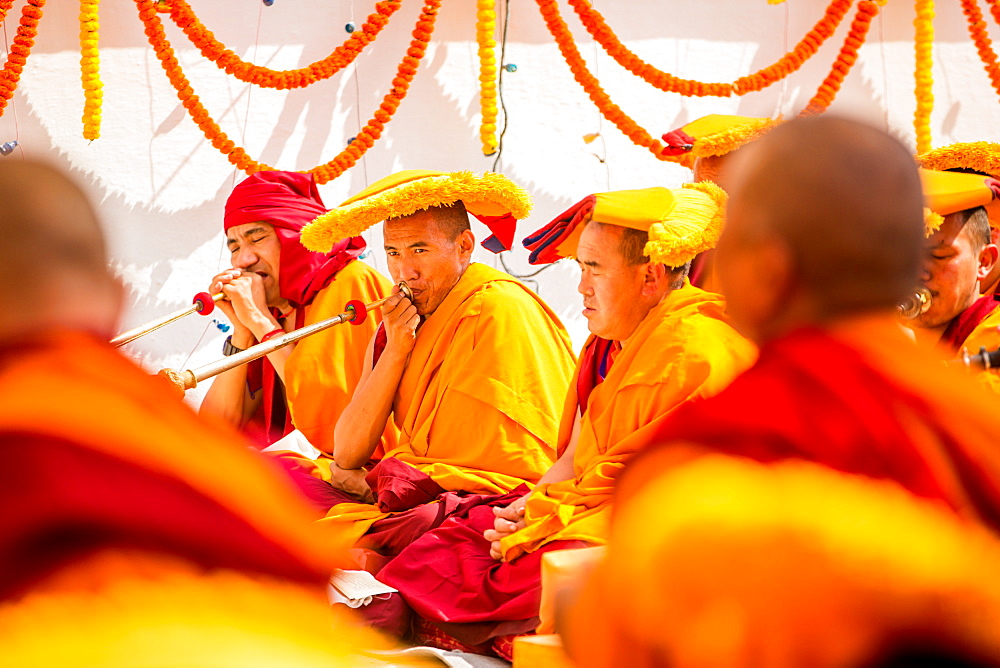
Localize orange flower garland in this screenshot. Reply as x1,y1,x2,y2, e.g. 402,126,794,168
80,0,103,141
986,0,1000,28
800,0,879,116
0,0,15,24
0,0,45,116
914,0,934,154
165,0,400,90
476,0,498,156
568,0,853,98
135,0,441,182
960,0,1000,99
536,0,667,161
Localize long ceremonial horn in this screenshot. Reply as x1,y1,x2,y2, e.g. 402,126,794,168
157,283,412,394
111,292,225,347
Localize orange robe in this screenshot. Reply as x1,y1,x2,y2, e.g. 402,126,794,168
0,331,426,664
371,285,756,648
275,260,397,478
567,455,1000,668
318,262,576,548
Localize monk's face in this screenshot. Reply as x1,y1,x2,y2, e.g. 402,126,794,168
227,221,282,306
914,212,998,330
384,211,474,316
576,222,655,341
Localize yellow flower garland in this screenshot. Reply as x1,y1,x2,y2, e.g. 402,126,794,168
914,0,935,154
80,0,101,140
476,0,498,156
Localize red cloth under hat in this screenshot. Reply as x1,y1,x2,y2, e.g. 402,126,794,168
224,171,365,309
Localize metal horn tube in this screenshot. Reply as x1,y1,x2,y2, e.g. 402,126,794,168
157,282,411,393
111,292,225,347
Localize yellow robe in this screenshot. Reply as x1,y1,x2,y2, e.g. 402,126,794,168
319,262,576,545
957,305,1000,394
280,260,396,472
499,283,757,560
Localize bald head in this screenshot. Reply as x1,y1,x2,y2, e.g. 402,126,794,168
718,116,924,340
0,160,121,340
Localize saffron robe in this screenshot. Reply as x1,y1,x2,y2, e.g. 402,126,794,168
0,331,343,600
317,262,576,548
373,285,756,642
622,316,1000,534
949,296,1000,394
274,260,397,475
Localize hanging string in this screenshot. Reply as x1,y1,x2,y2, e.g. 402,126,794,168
184,1,266,371
492,0,553,291
590,0,610,191
879,9,889,132
491,0,511,173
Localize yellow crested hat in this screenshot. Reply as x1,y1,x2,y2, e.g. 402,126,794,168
919,167,1000,236
918,142,1000,229
300,170,532,253
660,114,782,169
522,182,727,267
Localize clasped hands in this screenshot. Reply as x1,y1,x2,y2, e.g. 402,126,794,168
209,269,273,337
484,495,528,562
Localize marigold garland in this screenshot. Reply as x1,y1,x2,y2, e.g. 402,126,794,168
568,0,853,98
0,0,45,116
80,0,102,140
960,0,1000,101
800,0,879,116
476,0,498,156
913,0,934,154
535,0,667,162
987,0,1000,28
134,0,440,182
164,0,401,90
0,0,15,25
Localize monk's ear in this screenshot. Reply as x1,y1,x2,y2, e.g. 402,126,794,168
456,229,475,257
639,262,668,296
978,242,999,281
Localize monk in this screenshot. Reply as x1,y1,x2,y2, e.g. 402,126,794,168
661,114,782,290
909,167,1000,391
918,141,1000,296
0,160,415,664
369,184,756,656
200,170,392,460
567,116,1000,664
298,170,576,553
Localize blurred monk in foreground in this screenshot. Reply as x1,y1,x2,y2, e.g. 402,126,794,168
566,116,1000,667
0,160,419,665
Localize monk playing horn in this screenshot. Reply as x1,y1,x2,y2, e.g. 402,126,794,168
366,183,756,655
200,171,394,476
0,160,413,664
298,170,576,561
911,145,1000,392
568,117,1000,666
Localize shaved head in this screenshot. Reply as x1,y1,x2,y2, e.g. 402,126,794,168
0,160,121,340
718,116,925,340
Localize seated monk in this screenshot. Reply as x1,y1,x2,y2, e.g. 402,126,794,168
567,455,1000,668
0,161,413,664
368,184,757,655
918,141,1000,296
908,167,1000,392
297,170,576,554
199,170,393,464
660,113,782,291
616,117,1000,582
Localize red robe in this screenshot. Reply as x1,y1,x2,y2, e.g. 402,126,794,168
624,316,1000,533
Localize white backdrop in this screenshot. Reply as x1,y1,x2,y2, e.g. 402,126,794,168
3,0,998,404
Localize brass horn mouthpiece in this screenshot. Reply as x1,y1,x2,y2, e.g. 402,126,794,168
898,287,932,320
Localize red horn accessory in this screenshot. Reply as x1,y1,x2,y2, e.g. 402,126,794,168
193,292,216,316
346,299,368,326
